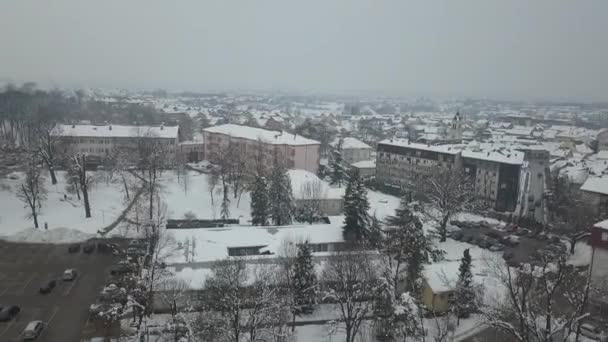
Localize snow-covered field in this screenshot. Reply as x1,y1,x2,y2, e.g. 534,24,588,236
0,171,127,241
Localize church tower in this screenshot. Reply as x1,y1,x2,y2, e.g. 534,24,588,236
447,111,463,141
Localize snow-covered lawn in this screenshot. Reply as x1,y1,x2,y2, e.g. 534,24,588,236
0,171,127,240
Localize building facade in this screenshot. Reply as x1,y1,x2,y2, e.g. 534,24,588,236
54,124,179,163
375,139,523,212
599,129,608,151
332,137,373,164
203,124,320,173
590,220,608,307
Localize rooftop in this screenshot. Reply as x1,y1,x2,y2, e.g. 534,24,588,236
378,138,462,155
462,143,525,165
581,177,608,196
54,124,178,139
204,124,319,146
331,137,371,149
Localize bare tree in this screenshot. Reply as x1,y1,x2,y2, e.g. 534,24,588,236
133,130,171,220
158,278,191,342
35,123,62,184
423,168,479,242
296,179,326,224
197,259,290,342
482,249,591,342
70,154,93,218
321,246,378,342
16,151,46,228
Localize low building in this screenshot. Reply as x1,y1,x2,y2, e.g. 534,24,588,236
581,177,608,217
331,137,373,164
289,169,344,216
203,124,320,173
351,160,376,179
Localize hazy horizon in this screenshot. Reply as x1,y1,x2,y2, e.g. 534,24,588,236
1,1,607,102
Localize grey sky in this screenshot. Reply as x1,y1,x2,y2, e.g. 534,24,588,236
1,0,607,101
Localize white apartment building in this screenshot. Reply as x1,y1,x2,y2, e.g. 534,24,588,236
53,124,179,161
203,124,320,173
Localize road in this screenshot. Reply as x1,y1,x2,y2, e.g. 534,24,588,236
0,240,119,342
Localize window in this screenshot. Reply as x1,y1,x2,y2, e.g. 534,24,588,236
602,232,608,241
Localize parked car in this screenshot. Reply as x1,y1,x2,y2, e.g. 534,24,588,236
515,228,530,236
485,231,501,240
580,322,608,342
99,284,127,302
22,320,45,340
550,236,562,244
0,305,20,321
110,264,134,276
489,244,504,252
463,235,474,243
63,269,77,281
83,243,95,254
126,247,146,257
68,244,80,253
450,231,463,241
501,235,520,247
478,239,491,249
39,280,57,294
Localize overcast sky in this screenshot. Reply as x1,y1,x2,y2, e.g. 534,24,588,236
1,1,606,101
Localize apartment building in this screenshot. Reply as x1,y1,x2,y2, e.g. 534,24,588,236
53,124,179,162
375,139,524,212
203,124,320,173
375,138,462,188
590,219,608,307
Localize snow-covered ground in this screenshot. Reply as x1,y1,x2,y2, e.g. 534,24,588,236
0,171,127,241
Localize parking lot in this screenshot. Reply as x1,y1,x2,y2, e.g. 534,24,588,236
0,240,120,341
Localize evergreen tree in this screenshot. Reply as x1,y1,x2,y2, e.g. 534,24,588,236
367,214,384,249
385,200,443,295
250,174,270,226
329,138,346,186
454,248,476,322
342,169,370,241
293,241,317,314
269,157,295,226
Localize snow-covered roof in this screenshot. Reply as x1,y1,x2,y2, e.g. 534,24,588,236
462,144,525,165
378,139,462,155
54,124,178,139
166,222,345,264
351,160,376,169
331,137,371,150
597,151,608,160
594,219,608,231
580,177,608,196
204,124,319,146
288,169,344,199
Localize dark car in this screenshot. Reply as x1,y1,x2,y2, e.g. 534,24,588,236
68,244,80,253
450,231,464,241
83,243,96,254
0,305,20,321
463,235,474,243
485,231,501,240
39,280,57,294
110,264,134,276
478,239,491,249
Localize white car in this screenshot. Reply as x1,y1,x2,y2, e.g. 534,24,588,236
63,269,77,281
23,320,45,340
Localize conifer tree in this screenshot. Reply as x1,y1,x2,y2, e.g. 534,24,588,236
250,174,270,226
342,168,370,241
269,157,295,226
454,248,476,323
293,241,317,314
330,138,346,186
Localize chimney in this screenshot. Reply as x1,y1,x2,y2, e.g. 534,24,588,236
109,125,112,131
71,124,75,128
487,152,490,156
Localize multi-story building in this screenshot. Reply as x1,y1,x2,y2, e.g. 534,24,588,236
375,139,524,212
581,177,608,217
598,129,608,151
203,124,320,173
54,124,179,162
590,219,608,307
331,137,373,164
461,145,524,212
376,139,462,189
